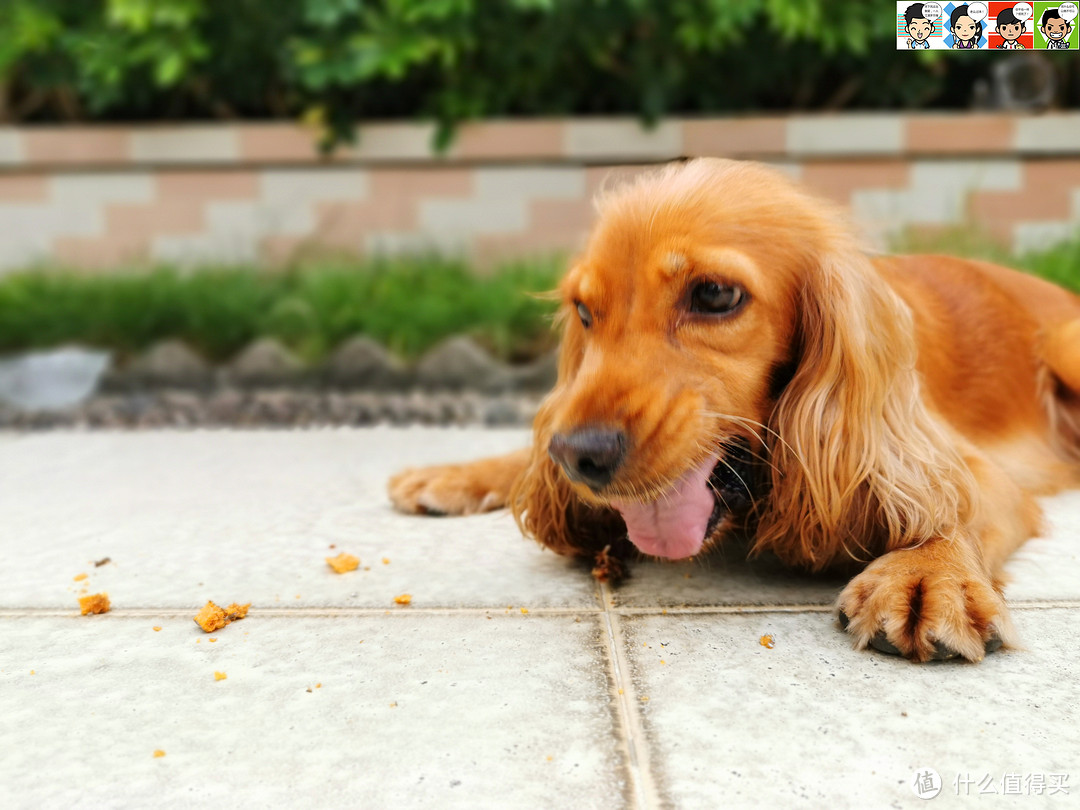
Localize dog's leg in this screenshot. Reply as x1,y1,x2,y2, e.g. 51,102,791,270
837,452,1038,662
388,448,530,516
1042,319,1080,462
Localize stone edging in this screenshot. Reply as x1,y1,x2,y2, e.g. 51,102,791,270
104,336,556,395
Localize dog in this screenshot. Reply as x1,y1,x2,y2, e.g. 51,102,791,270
389,158,1080,662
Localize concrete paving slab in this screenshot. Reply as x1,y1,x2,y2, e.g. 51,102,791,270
622,608,1079,809
1002,490,1080,602
0,429,604,611
610,545,848,609
0,429,1078,809
0,613,627,810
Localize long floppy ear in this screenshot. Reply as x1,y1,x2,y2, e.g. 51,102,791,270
510,310,626,557
754,243,978,570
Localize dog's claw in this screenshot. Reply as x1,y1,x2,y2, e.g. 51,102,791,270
838,610,1003,661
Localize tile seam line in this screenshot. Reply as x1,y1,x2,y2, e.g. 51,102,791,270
599,582,662,810
0,600,1075,619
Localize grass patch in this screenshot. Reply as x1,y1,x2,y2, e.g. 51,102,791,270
0,257,564,363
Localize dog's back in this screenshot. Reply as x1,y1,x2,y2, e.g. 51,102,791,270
877,253,1080,490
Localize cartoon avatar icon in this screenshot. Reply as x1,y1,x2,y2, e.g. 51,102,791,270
1040,8,1074,48
995,7,1027,48
905,3,934,48
949,4,983,48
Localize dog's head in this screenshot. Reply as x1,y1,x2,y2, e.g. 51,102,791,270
514,159,974,569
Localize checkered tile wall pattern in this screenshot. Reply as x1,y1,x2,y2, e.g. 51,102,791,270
0,114,1078,271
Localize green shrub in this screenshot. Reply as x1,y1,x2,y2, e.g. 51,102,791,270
6,1,1076,149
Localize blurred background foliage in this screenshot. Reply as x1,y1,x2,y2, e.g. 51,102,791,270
5,0,1079,149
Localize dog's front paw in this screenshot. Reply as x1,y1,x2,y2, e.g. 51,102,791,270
836,546,1018,662
388,464,508,516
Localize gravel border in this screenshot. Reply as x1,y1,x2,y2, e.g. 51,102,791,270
0,390,542,431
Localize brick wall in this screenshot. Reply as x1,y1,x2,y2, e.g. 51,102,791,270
0,114,1078,271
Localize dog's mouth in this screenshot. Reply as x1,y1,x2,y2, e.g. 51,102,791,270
609,439,755,560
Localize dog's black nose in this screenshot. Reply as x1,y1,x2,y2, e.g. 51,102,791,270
548,428,627,489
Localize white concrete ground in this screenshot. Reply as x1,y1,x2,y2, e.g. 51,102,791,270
0,428,1077,809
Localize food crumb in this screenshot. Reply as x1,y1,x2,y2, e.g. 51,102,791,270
194,602,226,632
520,607,529,614
759,634,775,649
214,671,227,681
153,750,166,758
79,593,111,615
326,552,360,574
389,702,398,708
94,557,111,567
393,594,412,606
194,600,250,633
73,573,88,582
208,638,217,643
30,670,35,675
152,626,162,632
381,557,390,565
591,544,627,584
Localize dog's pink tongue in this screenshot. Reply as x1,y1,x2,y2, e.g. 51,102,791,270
611,456,717,559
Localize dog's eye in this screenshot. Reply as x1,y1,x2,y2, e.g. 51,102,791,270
576,301,593,328
690,282,745,315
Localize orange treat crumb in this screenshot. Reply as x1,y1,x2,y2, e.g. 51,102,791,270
520,607,529,614
193,600,250,633
326,552,360,574
393,594,412,606
194,602,227,633
79,593,111,615
760,634,775,649
152,626,162,632
73,573,88,582
208,638,217,643
214,671,227,681
316,683,322,689
153,750,166,758
381,558,390,565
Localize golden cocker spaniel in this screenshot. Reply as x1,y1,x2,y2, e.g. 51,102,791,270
389,159,1080,662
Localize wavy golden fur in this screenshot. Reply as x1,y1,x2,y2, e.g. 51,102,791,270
390,159,1080,662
